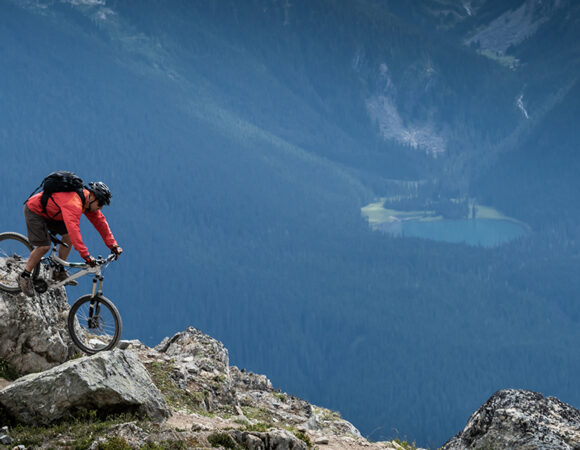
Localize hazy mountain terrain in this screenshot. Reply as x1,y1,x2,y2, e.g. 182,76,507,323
1,0,579,446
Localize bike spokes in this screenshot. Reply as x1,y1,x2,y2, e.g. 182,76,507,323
68,296,122,354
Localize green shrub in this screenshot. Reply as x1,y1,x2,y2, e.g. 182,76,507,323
243,422,271,432
97,436,132,450
394,439,417,450
293,431,312,449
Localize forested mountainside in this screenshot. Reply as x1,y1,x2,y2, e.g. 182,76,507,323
1,0,579,446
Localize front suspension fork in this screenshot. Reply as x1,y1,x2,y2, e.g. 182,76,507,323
89,275,104,328
91,275,104,298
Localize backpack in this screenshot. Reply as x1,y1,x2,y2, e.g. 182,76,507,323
25,171,86,216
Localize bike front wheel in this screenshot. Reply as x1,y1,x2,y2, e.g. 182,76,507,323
0,232,40,293
67,294,122,354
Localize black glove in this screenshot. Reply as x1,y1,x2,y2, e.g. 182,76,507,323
84,255,97,267
111,245,123,260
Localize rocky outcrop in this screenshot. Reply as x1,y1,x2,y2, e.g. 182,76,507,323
155,326,230,373
0,286,75,374
443,389,580,449
0,349,170,424
136,326,361,438
5,282,580,450
10,282,563,449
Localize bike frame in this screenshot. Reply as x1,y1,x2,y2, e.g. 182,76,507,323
42,236,115,296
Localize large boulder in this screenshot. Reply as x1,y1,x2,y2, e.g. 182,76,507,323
443,389,580,449
0,349,170,424
0,286,75,374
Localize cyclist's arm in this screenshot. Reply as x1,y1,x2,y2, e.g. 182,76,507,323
85,210,118,250
59,195,91,260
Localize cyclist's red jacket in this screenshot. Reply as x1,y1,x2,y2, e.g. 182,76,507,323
26,190,117,260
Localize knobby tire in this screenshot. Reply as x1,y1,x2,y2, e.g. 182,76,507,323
67,294,122,354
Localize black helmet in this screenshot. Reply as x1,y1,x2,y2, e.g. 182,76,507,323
88,181,112,206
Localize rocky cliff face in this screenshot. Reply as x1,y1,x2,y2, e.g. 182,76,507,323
0,285,75,374
443,389,580,450
3,284,580,449
0,286,411,449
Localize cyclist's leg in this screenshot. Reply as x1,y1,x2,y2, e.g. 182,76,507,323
23,206,51,273
58,234,72,261
25,246,50,273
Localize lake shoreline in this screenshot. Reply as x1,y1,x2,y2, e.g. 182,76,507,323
361,199,531,246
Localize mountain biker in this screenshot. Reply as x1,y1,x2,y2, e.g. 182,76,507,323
18,181,123,297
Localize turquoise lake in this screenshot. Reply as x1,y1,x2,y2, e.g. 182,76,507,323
377,218,529,247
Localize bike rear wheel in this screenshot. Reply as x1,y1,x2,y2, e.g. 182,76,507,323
0,232,40,293
67,294,122,354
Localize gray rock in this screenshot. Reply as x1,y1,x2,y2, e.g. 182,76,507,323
155,326,229,374
0,434,13,445
231,429,308,450
0,349,170,425
0,286,75,374
118,339,145,350
152,327,241,412
142,328,364,439
240,432,265,450
231,366,273,392
303,414,319,431
443,389,580,449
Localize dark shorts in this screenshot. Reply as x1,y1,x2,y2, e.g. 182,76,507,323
24,205,68,247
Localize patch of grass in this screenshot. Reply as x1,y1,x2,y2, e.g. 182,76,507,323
233,416,251,426
213,374,228,384
240,406,274,424
273,392,287,403
9,411,140,448
242,422,271,432
145,361,208,414
394,438,417,450
97,436,132,450
314,407,342,422
293,430,312,449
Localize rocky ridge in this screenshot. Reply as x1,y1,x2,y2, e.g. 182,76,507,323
0,284,411,449
3,280,580,449
443,389,580,450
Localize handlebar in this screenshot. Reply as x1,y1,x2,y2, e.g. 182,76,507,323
54,252,117,269
98,253,117,265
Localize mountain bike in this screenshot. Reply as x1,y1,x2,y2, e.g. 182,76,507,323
0,231,122,355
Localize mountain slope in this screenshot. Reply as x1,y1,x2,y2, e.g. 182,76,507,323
2,1,580,447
